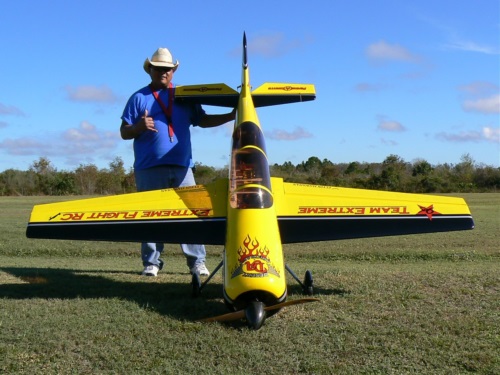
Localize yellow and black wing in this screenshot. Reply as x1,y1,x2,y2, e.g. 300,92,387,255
26,180,229,245
272,178,474,243
27,177,474,245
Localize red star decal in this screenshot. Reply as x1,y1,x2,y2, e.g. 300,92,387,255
417,204,440,220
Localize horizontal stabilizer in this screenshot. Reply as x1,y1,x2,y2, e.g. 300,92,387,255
251,83,316,107
175,82,316,108
175,84,239,107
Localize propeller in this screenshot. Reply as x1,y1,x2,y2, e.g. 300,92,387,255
198,297,320,327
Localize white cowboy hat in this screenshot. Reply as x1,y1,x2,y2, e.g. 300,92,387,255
143,47,179,74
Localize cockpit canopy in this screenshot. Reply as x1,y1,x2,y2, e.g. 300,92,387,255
230,122,272,209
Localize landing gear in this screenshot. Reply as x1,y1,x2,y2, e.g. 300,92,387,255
192,260,224,298
303,270,314,296
285,264,314,295
191,272,201,297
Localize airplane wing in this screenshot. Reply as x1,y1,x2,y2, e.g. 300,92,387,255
26,179,229,245
271,178,474,243
27,176,474,245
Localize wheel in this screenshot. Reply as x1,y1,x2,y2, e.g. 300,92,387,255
191,272,201,298
244,301,266,330
303,270,313,295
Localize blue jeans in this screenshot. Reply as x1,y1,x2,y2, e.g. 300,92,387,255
135,165,206,269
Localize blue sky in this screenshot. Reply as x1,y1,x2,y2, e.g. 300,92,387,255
0,0,498,173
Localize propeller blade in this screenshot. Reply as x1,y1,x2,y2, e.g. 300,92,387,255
198,309,245,323
198,297,320,323
263,297,320,312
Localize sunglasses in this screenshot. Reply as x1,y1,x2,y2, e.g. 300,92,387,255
151,66,173,73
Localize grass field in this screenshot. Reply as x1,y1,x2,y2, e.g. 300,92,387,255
1,194,498,374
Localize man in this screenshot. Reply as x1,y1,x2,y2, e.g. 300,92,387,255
121,47,235,277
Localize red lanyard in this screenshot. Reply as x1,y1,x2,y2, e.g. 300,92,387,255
150,83,175,142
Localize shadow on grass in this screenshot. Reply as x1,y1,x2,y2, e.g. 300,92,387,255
0,267,224,321
0,267,349,323
287,283,350,297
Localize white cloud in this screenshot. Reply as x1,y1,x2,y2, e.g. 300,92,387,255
463,94,500,114
243,32,313,58
420,14,500,55
0,121,120,159
482,127,500,143
354,83,384,92
378,121,406,132
64,85,119,103
377,116,406,132
436,131,482,142
63,121,100,141
458,81,499,95
366,41,420,63
436,127,499,143
267,126,313,140
0,137,49,155
0,103,25,116
445,41,500,55
381,138,398,146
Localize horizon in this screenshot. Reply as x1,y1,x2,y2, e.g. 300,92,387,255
2,152,493,174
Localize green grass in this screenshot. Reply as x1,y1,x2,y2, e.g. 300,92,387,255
1,194,499,374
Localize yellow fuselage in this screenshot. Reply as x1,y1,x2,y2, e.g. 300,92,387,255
223,64,286,309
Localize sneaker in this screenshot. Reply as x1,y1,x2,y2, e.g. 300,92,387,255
190,263,210,276
142,265,160,277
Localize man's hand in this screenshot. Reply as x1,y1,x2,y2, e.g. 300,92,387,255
120,110,158,140
140,110,158,133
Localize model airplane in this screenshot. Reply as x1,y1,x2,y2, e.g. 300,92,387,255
26,33,474,329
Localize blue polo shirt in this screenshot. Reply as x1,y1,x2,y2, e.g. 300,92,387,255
121,84,205,171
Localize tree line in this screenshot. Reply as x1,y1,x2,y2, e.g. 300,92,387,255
0,154,498,196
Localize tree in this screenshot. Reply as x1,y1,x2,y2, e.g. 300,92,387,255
29,157,58,195
98,157,127,194
270,161,299,181
410,159,438,193
301,156,322,172
412,159,433,177
299,156,323,183
1,154,499,196
74,164,99,195
344,161,360,175
473,164,500,191
51,171,76,195
0,169,37,195
320,164,341,185
193,163,219,185
30,157,56,175
453,153,476,191
367,155,409,191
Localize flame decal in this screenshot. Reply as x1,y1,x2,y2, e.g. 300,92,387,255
231,235,280,278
